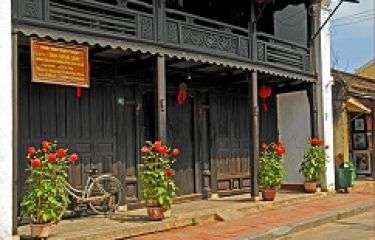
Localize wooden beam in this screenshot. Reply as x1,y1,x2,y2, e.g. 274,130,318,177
154,55,167,142
248,71,260,199
307,83,319,138
12,32,19,235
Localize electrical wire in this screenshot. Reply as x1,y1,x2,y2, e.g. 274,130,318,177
332,9,374,22
332,16,374,27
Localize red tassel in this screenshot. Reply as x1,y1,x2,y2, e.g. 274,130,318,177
262,102,268,112
76,87,81,98
177,90,187,104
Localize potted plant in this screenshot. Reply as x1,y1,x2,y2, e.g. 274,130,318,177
20,140,78,238
299,137,327,193
259,142,286,201
139,140,179,220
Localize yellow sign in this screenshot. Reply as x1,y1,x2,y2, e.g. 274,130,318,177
31,38,90,88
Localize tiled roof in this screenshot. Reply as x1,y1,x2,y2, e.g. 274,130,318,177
332,69,375,98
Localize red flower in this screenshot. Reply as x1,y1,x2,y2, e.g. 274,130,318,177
261,143,267,150
165,168,175,177
69,153,79,163
157,146,168,155
57,148,66,158
276,147,286,156
275,141,282,149
42,140,49,150
154,141,162,149
28,147,36,156
310,138,323,145
31,159,42,168
48,153,56,163
171,148,180,157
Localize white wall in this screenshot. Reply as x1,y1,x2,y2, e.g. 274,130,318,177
278,91,311,184
0,0,14,238
320,4,336,191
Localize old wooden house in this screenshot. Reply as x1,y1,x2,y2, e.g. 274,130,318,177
332,69,375,178
8,0,332,220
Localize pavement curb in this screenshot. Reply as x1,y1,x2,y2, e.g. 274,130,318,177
237,192,329,215
58,192,330,240
61,213,217,240
236,201,375,240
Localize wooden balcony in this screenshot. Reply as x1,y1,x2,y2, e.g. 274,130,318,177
13,0,311,74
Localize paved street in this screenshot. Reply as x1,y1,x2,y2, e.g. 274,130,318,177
130,188,374,240
277,211,375,240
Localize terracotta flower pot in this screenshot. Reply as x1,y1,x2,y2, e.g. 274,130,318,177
262,189,277,201
30,223,51,238
304,181,317,193
147,206,165,221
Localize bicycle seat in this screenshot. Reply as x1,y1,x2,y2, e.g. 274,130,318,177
84,169,99,176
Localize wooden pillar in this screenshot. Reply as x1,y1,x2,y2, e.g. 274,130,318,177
249,0,257,61
154,55,167,143
248,71,260,199
308,83,319,138
155,0,166,42
12,33,19,235
372,100,375,178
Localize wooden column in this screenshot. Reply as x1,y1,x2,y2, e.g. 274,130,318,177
372,100,375,178
249,0,257,61
12,33,19,235
154,55,167,142
308,83,319,138
155,0,166,42
248,71,260,199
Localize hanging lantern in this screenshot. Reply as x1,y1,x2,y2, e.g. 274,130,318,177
177,82,188,105
258,85,272,112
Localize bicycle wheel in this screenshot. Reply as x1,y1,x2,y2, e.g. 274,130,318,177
87,175,122,214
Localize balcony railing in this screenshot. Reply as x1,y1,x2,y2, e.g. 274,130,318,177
14,0,311,73
165,8,250,58
256,33,310,71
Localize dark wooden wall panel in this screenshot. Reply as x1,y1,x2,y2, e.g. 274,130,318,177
259,95,278,144
211,94,250,193
55,88,67,138
167,94,195,195
17,52,132,206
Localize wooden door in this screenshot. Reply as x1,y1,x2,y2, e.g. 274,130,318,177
18,69,119,205
115,83,142,205
166,94,195,195
211,94,250,194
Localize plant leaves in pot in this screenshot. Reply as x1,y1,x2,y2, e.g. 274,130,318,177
299,137,327,193
259,142,286,201
20,140,78,238
139,140,179,220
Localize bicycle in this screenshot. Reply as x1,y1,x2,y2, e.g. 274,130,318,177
65,168,123,215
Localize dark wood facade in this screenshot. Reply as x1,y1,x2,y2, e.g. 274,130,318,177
13,0,313,75
14,0,317,212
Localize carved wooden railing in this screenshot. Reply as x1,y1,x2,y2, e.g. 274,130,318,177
16,0,155,40
165,8,250,58
15,0,311,72
256,32,310,71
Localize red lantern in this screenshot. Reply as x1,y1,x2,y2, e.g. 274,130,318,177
258,85,272,112
177,82,188,105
